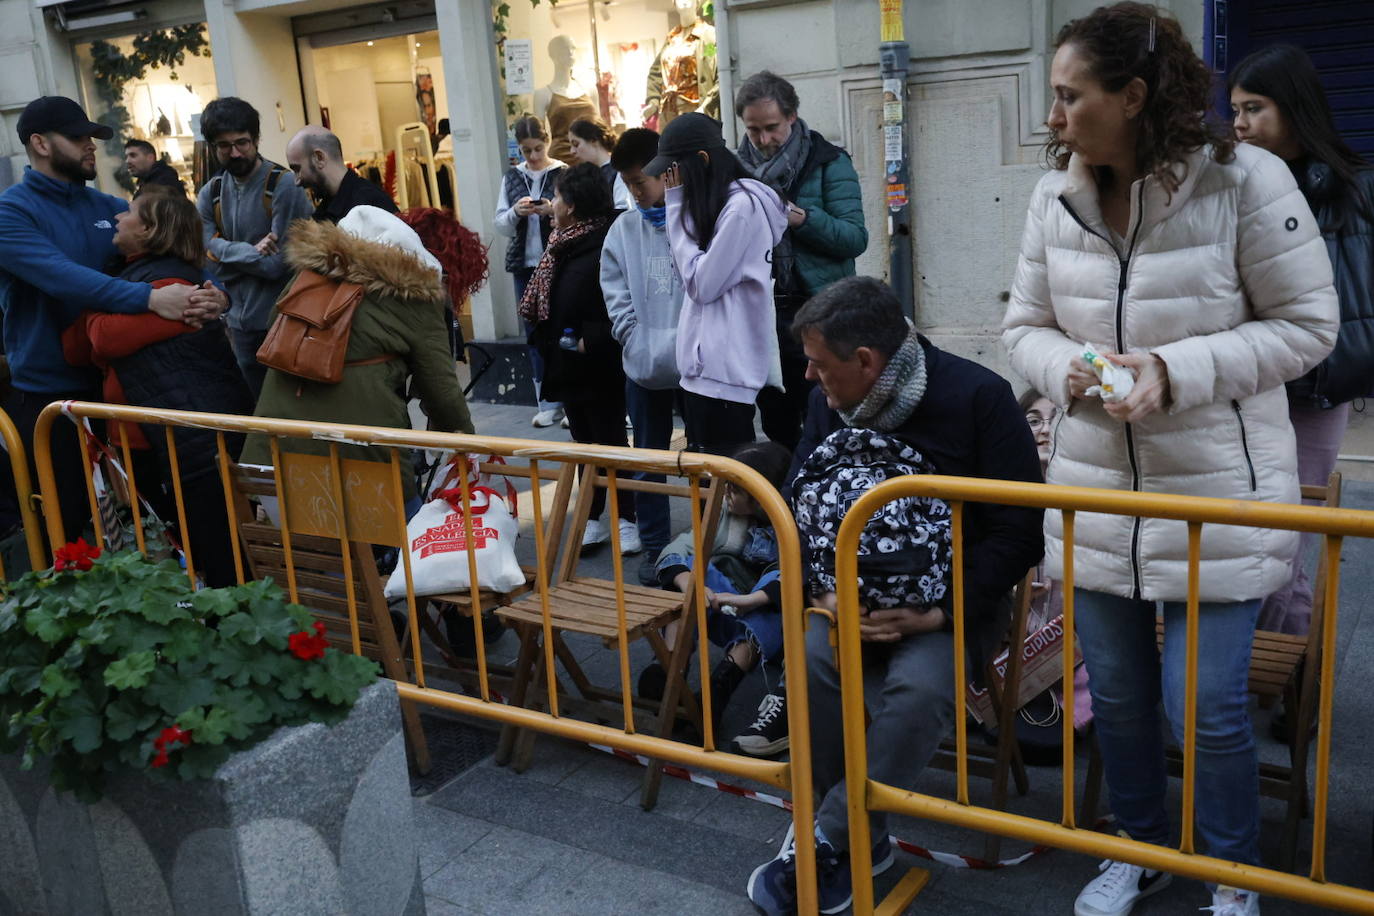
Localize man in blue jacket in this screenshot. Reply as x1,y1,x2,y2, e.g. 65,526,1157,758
0,96,224,543
735,71,868,452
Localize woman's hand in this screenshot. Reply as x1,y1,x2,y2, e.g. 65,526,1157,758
1068,354,1100,399
1103,352,1171,423
514,196,535,217
661,163,682,190
532,198,554,218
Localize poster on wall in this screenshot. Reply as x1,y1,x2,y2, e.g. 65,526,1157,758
505,39,534,95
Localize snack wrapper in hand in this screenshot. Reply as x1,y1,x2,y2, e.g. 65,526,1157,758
1082,345,1135,403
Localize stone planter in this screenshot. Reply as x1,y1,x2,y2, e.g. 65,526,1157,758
0,680,424,915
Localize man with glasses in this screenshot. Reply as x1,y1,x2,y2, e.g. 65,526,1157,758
196,97,311,396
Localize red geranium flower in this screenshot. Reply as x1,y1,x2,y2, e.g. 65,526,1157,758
288,622,329,661
150,723,193,769
53,537,101,572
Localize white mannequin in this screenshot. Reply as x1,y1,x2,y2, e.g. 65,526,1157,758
675,0,701,28
533,35,590,120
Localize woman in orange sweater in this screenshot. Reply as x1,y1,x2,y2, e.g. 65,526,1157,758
63,186,253,586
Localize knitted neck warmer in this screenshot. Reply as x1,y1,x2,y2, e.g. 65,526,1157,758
838,329,927,432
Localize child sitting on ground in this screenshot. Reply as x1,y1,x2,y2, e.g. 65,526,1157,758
638,441,793,727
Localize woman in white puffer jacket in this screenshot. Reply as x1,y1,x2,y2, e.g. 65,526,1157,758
1002,5,1337,915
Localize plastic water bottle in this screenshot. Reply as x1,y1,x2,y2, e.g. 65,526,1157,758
558,328,578,351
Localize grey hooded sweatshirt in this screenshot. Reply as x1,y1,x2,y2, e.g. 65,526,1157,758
600,207,685,390
197,157,313,333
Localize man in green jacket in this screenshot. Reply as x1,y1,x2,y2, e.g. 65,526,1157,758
735,70,868,451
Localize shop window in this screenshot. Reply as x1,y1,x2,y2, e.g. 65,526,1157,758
73,24,216,197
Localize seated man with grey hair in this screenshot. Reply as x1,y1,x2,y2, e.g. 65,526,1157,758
746,276,1043,915
285,124,398,223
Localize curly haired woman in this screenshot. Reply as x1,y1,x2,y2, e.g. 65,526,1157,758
1002,5,1338,914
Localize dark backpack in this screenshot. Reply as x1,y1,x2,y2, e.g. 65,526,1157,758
209,164,287,240
791,427,952,609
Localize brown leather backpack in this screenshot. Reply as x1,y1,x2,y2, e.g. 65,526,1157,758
257,269,392,384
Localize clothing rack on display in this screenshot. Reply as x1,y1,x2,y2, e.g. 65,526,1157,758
349,151,389,192
434,154,457,215
395,122,441,211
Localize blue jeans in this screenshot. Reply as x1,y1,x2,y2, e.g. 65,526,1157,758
626,380,677,556
513,269,560,413
227,326,268,401
660,552,784,662
1075,589,1261,866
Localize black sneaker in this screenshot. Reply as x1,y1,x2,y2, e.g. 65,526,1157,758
733,692,789,757
637,662,667,702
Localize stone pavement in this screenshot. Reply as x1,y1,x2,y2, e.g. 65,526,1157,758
407,394,1374,915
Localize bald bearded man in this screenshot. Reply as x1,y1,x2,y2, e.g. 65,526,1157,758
285,125,398,223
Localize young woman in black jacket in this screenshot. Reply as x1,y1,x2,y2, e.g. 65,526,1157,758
1230,44,1374,636
518,162,637,551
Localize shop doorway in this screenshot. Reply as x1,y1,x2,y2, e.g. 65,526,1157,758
295,8,455,214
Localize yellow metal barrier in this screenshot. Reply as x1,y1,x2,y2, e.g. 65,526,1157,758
0,407,50,577
31,401,820,913
835,475,1374,915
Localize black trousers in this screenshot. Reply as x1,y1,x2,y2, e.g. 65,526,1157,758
564,390,636,524
134,451,240,589
3,386,100,551
755,348,814,453
682,390,756,457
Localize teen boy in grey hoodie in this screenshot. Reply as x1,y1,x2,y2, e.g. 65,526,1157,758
601,128,686,585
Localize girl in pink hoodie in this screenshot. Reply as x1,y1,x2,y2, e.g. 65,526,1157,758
646,113,788,455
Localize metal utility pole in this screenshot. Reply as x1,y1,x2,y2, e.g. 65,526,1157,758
879,0,914,316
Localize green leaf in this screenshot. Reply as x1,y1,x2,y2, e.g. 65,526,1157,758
217,611,260,645
190,588,239,619
49,690,102,753
40,664,80,699
103,651,157,690
23,605,69,644
144,667,218,717
105,695,158,741
160,620,208,663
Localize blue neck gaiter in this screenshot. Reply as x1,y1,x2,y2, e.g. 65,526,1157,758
638,203,667,229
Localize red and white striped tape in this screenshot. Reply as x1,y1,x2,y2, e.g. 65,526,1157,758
584,742,1055,870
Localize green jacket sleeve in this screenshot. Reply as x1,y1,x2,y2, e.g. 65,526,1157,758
792,153,868,261
406,301,475,434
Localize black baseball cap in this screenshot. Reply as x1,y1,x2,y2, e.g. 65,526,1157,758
643,112,728,177
16,96,112,146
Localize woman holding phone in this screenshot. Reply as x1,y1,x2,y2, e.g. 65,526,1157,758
494,115,567,428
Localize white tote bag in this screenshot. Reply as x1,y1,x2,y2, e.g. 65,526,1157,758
384,478,524,599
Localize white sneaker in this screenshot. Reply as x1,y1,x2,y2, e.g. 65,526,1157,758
1204,886,1259,916
581,519,609,549
1074,859,1171,916
531,408,564,428
560,415,570,428
617,518,642,555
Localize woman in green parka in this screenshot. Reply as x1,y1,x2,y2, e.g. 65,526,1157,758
242,205,473,500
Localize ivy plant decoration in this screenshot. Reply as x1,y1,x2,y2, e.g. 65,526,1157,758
88,23,210,190
0,542,378,802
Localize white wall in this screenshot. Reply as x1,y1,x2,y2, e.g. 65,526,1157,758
202,3,306,166
723,0,1206,378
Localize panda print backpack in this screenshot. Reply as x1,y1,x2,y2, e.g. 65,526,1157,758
791,427,953,610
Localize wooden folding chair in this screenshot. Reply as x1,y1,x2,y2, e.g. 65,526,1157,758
1080,472,1341,871
928,568,1036,862
493,464,726,810
230,459,435,775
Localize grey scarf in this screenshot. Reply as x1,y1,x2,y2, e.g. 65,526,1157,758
738,117,813,193
839,329,928,432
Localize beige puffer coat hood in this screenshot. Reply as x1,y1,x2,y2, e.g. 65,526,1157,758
1003,144,1338,603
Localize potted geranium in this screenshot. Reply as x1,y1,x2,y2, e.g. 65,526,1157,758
0,542,427,915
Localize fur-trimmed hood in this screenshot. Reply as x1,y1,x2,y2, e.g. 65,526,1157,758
284,214,444,304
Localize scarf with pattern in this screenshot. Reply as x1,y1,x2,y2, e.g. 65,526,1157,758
838,328,928,432
517,215,613,322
